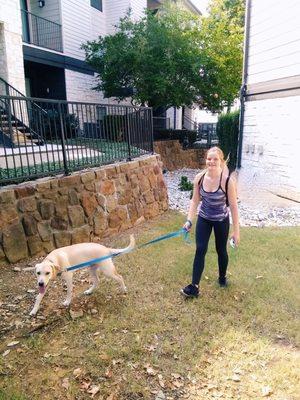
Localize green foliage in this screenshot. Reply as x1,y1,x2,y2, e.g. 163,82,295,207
179,176,193,191
154,129,197,147
216,110,239,170
199,0,245,111
82,1,245,113
40,108,79,140
82,4,205,110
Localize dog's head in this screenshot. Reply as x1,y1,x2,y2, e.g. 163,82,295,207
33,260,58,294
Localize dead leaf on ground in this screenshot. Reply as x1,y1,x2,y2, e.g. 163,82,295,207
7,341,20,347
62,377,70,390
73,368,83,378
232,374,241,382
262,386,273,397
87,385,100,398
256,275,263,279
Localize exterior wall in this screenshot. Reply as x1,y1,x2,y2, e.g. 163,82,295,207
60,0,100,60
239,0,300,199
247,0,300,84
106,0,146,34
240,96,300,197
29,0,61,25
65,69,104,103
0,0,26,93
0,155,168,265
167,107,182,130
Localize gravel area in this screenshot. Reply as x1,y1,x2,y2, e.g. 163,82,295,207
164,169,300,227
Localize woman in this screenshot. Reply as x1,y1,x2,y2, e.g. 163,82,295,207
181,146,240,298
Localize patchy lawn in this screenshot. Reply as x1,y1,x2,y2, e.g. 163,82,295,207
0,211,299,400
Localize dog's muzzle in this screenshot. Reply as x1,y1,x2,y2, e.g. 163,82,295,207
38,282,46,294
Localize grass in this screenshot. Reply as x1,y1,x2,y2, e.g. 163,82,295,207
0,211,299,399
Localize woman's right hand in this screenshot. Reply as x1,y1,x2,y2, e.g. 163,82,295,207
183,219,193,232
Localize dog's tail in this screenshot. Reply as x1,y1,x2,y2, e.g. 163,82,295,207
109,234,135,256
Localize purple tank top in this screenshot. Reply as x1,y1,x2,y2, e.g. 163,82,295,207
198,172,229,221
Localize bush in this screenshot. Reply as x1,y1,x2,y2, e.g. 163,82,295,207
101,114,127,141
216,111,239,171
179,176,193,191
38,108,80,140
154,129,197,148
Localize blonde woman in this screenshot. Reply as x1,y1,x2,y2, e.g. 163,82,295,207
181,146,240,298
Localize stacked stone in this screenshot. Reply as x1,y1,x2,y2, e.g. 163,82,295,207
154,140,206,171
0,155,168,264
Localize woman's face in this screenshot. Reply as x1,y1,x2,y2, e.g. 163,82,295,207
206,151,221,170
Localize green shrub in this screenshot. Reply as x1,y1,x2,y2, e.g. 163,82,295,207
179,176,193,191
216,111,239,170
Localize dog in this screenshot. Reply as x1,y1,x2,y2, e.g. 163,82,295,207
25,235,135,316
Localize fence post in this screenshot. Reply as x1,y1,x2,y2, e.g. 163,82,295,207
126,108,132,161
58,102,69,175
207,129,212,148
150,108,154,154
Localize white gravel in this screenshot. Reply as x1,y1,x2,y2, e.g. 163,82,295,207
164,169,300,227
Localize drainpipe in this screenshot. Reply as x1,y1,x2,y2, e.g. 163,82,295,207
237,0,251,168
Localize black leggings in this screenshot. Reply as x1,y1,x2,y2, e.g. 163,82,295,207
192,215,230,285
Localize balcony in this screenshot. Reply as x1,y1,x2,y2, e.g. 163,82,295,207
21,9,63,53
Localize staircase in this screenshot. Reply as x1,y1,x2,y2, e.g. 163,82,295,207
0,77,45,148
0,107,45,147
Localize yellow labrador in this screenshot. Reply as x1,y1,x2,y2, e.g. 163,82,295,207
26,235,135,316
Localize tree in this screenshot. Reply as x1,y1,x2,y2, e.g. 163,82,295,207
82,3,205,111
82,1,245,113
199,0,245,111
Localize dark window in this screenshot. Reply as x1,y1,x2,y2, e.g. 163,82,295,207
91,0,102,11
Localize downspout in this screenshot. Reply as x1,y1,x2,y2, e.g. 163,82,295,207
237,0,251,168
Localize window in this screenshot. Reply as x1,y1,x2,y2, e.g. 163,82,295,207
91,0,102,11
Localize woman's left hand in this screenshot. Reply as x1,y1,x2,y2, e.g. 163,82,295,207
231,232,240,247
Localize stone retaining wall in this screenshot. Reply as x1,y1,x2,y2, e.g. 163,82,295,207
0,155,168,265
154,140,206,171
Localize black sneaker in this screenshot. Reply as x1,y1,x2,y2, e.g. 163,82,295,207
218,277,228,287
180,284,199,298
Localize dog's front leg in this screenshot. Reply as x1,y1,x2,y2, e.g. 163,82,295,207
62,272,73,307
29,293,45,316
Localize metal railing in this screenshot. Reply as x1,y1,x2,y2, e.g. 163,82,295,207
0,95,153,186
183,114,199,131
153,116,170,131
21,9,63,52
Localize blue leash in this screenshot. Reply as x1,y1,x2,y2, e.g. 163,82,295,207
66,228,190,273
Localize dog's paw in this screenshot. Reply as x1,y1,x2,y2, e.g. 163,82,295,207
84,288,93,295
62,300,71,307
29,309,37,317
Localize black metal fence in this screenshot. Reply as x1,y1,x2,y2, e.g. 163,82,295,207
0,95,153,186
21,9,63,52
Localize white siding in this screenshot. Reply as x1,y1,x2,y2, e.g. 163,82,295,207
29,0,61,24
105,0,146,34
247,0,300,84
61,0,93,60
240,96,300,194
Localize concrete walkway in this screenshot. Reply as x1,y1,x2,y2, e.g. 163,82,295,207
0,144,102,168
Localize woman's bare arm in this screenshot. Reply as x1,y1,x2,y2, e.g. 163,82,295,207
227,175,240,245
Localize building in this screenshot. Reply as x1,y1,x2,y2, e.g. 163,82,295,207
238,0,300,200
0,0,147,102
